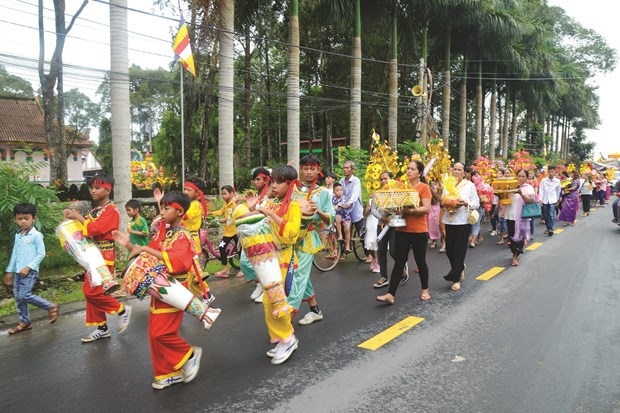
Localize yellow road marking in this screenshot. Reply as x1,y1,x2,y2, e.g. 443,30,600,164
476,266,505,281
358,316,424,350
525,242,543,251
554,228,565,234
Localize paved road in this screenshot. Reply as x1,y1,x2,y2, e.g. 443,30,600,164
1,205,619,412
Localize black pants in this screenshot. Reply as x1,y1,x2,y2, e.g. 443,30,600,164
581,194,591,213
377,226,396,278
218,235,238,266
444,224,470,282
388,231,429,296
507,219,524,258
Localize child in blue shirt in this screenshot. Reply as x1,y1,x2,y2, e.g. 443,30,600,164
4,203,58,334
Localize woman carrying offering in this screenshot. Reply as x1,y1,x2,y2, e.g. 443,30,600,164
441,163,480,291
558,170,581,226
376,160,432,304
504,169,535,266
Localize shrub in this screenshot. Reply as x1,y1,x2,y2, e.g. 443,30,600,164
0,161,69,287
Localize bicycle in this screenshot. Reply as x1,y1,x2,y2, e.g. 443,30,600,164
199,219,241,271
312,221,366,272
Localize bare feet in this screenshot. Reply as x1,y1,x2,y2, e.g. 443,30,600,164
420,290,431,301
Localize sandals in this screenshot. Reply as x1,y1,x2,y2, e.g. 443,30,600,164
49,304,59,324
376,294,395,305
9,322,32,335
214,270,230,278
420,292,431,301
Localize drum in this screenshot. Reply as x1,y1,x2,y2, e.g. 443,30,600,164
56,219,119,294
234,206,292,318
122,252,221,329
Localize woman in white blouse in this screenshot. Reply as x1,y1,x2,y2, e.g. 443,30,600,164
442,163,480,291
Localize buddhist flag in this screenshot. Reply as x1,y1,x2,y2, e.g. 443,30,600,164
173,17,196,76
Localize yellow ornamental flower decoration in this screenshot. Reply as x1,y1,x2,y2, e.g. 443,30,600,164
364,129,403,193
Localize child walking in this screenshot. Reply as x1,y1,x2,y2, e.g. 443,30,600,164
4,203,58,334
114,190,219,389
63,174,131,343
212,185,238,278
125,199,150,247
182,176,209,254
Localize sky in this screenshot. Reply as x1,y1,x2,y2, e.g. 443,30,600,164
0,0,618,157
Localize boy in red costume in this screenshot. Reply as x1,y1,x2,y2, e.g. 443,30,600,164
63,174,131,342
115,190,218,389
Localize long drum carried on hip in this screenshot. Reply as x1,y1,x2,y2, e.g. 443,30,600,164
56,219,119,293
122,252,195,311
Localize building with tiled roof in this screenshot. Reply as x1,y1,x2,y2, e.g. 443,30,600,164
0,96,94,184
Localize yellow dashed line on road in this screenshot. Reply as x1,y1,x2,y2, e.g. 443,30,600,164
476,266,505,281
525,242,543,251
553,228,565,234
358,316,424,350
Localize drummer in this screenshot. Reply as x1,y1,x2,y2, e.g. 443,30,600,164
115,191,216,389
63,174,131,343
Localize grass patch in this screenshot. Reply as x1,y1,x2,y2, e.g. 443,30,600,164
0,265,84,317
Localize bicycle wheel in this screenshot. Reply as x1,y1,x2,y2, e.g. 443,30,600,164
312,229,341,272
352,224,367,262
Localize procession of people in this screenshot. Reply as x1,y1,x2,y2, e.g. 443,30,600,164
4,146,618,391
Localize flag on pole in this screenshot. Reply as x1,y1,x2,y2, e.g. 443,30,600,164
173,17,196,76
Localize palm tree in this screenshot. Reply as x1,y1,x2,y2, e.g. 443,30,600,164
349,0,362,149
109,0,131,206
218,0,235,186
287,0,301,166
388,5,398,149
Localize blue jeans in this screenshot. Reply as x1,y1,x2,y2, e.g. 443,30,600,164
542,203,556,232
13,269,53,324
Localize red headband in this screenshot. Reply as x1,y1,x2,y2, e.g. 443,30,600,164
257,175,271,203
184,182,208,219
276,179,301,217
91,180,112,190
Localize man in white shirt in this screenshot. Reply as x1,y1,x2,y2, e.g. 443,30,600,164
538,167,561,236
339,160,364,252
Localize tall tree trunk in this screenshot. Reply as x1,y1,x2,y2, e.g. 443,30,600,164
242,26,252,165
388,9,397,149
474,63,483,159
109,0,131,213
458,59,467,164
218,0,235,186
501,88,510,157
441,30,451,147
510,94,517,151
349,0,362,149
287,0,300,166
38,0,88,184
488,73,497,161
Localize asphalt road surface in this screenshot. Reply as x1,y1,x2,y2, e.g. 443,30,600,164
1,204,619,413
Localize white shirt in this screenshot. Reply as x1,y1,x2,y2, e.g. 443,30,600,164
539,177,561,204
442,179,480,225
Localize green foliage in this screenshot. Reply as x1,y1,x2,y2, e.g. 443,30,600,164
0,161,68,266
0,64,34,98
95,117,113,175
333,147,370,201
64,88,101,132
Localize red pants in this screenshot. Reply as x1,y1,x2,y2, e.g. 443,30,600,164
149,297,192,380
83,272,123,326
